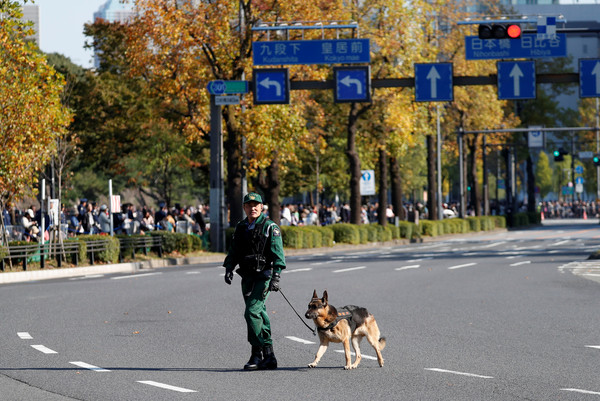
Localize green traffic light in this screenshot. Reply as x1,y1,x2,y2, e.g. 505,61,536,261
553,150,560,157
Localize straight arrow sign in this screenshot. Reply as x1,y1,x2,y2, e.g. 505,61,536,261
509,63,523,97
427,66,441,99
497,61,535,100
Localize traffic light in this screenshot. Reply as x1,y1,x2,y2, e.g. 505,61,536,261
594,155,600,166
478,23,521,40
553,148,567,162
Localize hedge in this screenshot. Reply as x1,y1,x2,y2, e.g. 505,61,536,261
77,234,119,264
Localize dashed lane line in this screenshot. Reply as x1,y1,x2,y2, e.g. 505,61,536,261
111,272,162,280
69,362,111,372
395,265,420,271
447,263,477,270
31,345,58,354
286,336,316,345
310,260,342,266
585,345,600,350
334,350,378,360
18,332,33,339
561,388,600,396
137,380,197,393
509,261,531,267
332,266,367,273
425,368,493,379
283,268,312,274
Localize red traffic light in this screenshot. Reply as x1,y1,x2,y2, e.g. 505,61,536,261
478,23,521,40
507,24,521,39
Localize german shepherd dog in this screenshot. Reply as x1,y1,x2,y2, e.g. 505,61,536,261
304,290,386,370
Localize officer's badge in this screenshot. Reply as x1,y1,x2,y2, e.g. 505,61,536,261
273,227,281,237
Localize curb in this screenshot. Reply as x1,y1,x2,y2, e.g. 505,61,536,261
0,228,508,285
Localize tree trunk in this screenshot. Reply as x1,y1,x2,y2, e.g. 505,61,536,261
266,156,281,224
346,103,362,224
467,134,482,216
390,156,405,221
224,110,244,227
378,147,388,226
426,135,437,220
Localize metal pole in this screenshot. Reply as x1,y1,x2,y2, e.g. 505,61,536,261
40,179,45,269
458,128,465,218
436,105,443,220
210,95,226,253
483,135,489,215
596,98,599,200
109,179,114,236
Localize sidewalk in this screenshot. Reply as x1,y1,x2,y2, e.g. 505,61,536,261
0,229,505,285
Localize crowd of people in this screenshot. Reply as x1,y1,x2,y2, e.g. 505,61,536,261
2,199,208,242
3,197,599,243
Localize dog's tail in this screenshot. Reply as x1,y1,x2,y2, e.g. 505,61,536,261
379,337,387,350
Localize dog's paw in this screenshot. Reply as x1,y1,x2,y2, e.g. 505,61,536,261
344,365,355,370
308,363,317,368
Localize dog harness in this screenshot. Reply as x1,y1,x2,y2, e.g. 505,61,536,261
317,306,361,333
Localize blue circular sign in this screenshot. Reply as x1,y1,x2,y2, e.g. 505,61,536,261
207,80,226,95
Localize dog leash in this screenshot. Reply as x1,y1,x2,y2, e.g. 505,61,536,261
279,289,317,336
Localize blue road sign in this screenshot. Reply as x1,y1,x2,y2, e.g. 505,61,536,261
414,63,453,102
497,61,536,100
253,39,370,66
580,59,600,98
465,34,566,60
575,165,584,175
334,66,371,103
252,68,290,105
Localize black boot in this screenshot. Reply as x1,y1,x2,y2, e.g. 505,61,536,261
243,346,263,371
257,345,277,370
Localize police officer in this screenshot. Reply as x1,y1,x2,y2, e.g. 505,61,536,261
223,192,286,370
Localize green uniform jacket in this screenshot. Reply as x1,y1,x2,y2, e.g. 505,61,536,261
223,213,286,276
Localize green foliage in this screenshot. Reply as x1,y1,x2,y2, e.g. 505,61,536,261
76,235,119,264
330,223,360,245
398,221,417,239
281,226,303,249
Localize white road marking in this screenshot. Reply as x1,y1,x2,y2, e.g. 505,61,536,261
111,272,162,280
31,345,58,354
69,362,111,372
548,250,561,254
447,263,477,270
286,336,316,345
561,388,600,395
582,273,600,277
18,332,33,339
333,266,367,273
332,256,360,259
185,271,201,275
334,350,377,360
510,261,531,267
585,345,600,349
310,260,342,266
68,274,104,281
137,380,197,393
283,268,312,274
476,241,506,249
407,257,433,262
395,265,420,271
551,240,570,246
425,368,493,379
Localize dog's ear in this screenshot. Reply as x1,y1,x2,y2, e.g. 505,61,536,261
312,289,318,299
322,290,328,304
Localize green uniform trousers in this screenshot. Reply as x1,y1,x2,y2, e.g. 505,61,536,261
241,277,272,347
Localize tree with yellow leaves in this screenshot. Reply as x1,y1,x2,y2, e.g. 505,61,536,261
0,0,71,244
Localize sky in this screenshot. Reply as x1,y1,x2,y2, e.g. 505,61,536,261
36,0,108,68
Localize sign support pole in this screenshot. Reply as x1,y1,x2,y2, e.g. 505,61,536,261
209,95,226,253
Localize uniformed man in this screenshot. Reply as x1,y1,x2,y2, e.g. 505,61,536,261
223,192,286,370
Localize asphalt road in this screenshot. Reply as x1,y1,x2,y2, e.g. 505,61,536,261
2,219,600,400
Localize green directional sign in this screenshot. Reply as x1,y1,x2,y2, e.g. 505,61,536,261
206,80,249,95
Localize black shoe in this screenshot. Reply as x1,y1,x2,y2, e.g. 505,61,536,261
257,345,277,370
243,346,262,371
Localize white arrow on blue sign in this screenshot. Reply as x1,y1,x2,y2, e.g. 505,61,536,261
252,68,290,105
580,59,600,98
497,61,536,100
333,66,371,103
414,63,453,102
